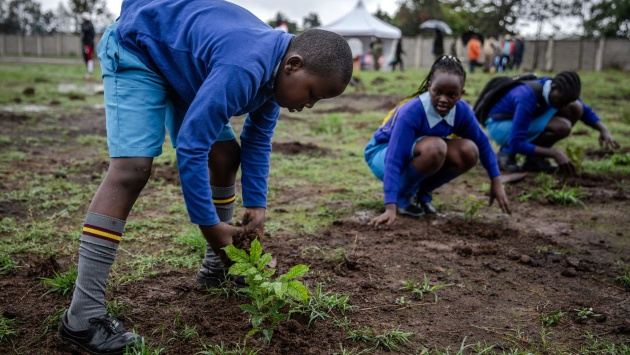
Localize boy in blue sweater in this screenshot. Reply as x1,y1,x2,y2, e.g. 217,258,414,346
485,71,618,174
58,0,353,353
365,56,510,226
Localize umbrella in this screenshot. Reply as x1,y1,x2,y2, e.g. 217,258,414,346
462,30,484,46
419,20,452,35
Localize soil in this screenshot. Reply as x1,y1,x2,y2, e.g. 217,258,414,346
1,93,629,354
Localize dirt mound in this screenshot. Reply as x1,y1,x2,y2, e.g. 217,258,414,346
272,141,330,156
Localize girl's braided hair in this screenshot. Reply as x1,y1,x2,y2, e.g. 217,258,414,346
381,55,466,129
552,71,581,101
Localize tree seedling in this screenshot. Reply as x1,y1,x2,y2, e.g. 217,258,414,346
225,238,310,342
540,311,564,326
463,195,484,221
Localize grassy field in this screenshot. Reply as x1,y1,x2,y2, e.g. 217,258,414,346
1,62,630,354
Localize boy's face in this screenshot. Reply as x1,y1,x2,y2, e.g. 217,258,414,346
549,86,577,109
427,70,464,116
274,55,346,112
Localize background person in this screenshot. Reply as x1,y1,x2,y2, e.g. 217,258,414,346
365,55,510,227
80,12,95,79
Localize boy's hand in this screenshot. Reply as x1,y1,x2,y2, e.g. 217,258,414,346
489,176,511,214
243,207,266,238
199,222,243,265
369,204,397,227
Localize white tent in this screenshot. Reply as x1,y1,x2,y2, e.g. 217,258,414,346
319,0,402,71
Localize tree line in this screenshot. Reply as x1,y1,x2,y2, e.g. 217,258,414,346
1,0,628,38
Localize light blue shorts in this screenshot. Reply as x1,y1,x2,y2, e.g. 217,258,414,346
98,22,235,158
364,136,425,183
485,108,557,150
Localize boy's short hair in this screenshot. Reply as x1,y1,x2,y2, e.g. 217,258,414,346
287,29,353,85
553,71,581,101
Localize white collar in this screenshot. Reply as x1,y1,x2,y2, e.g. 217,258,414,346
420,92,456,128
543,80,552,105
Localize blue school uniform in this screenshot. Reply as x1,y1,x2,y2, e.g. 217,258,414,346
365,92,500,206
104,0,293,226
485,78,601,155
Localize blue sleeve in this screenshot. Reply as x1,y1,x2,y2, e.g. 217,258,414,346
579,99,600,127
176,64,258,226
506,87,538,155
455,102,500,178
240,99,279,208
382,103,422,205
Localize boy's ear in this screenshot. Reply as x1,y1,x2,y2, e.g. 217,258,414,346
284,55,304,73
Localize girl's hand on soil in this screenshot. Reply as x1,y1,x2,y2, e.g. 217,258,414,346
598,130,619,150
552,151,576,175
369,204,397,228
489,176,510,214
242,207,266,239
199,222,243,265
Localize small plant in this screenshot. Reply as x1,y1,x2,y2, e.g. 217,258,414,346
519,173,584,206
297,282,354,326
225,238,309,342
395,296,411,307
41,265,77,296
346,326,412,351
169,324,197,343
616,261,630,287
566,143,584,174
124,337,165,355
106,299,130,319
198,341,260,355
0,253,14,274
400,274,453,302
463,195,484,221
611,153,630,166
540,311,564,326
0,315,17,341
574,307,600,320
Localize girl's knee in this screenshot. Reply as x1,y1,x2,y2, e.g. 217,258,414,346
451,140,478,173
412,138,447,173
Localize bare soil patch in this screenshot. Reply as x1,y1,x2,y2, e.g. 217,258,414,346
1,100,629,354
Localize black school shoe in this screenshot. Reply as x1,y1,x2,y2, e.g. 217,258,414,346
497,151,521,173
418,201,438,214
397,204,425,217
196,264,246,289
522,156,558,173
59,311,141,355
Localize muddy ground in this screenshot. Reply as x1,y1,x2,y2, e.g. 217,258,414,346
1,93,629,354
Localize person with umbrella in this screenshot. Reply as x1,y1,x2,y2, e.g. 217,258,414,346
419,20,451,60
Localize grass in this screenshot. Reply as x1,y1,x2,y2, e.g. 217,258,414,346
41,265,77,296
400,274,454,302
1,64,630,353
0,315,18,340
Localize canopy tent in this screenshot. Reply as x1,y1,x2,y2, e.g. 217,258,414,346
318,0,402,71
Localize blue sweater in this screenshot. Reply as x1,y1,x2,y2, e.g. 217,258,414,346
488,78,600,155
115,0,293,226
372,95,500,205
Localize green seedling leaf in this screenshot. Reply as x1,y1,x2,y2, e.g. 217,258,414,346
229,262,253,276
287,280,309,302
273,281,285,298
257,253,272,270
250,239,262,263
286,264,309,279
224,245,249,264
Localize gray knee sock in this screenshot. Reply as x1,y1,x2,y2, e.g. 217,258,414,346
201,185,236,269
67,212,124,329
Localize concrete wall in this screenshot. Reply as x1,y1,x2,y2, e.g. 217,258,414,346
1,33,628,72
393,36,629,72
0,33,102,57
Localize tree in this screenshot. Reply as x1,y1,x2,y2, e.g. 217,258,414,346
582,0,630,38
266,11,298,34
0,0,55,34
66,0,113,32
302,12,320,30
373,7,394,24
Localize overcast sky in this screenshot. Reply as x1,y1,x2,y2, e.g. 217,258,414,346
39,0,400,26
38,0,573,37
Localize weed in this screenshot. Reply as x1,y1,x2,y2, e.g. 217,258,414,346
174,226,206,253
574,307,600,320
106,299,130,319
615,261,630,287
198,341,260,354
296,282,354,325
463,195,484,221
346,326,412,351
124,337,165,355
395,296,411,307
400,274,453,302
41,308,65,336
0,253,15,274
579,332,630,354
225,238,309,342
0,315,17,340
611,153,630,166
41,265,77,296
519,174,584,206
540,311,564,326
169,324,197,343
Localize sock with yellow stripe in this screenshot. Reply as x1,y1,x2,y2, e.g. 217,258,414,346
67,212,124,330
201,185,236,271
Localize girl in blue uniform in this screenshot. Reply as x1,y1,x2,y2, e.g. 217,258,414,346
365,55,510,227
